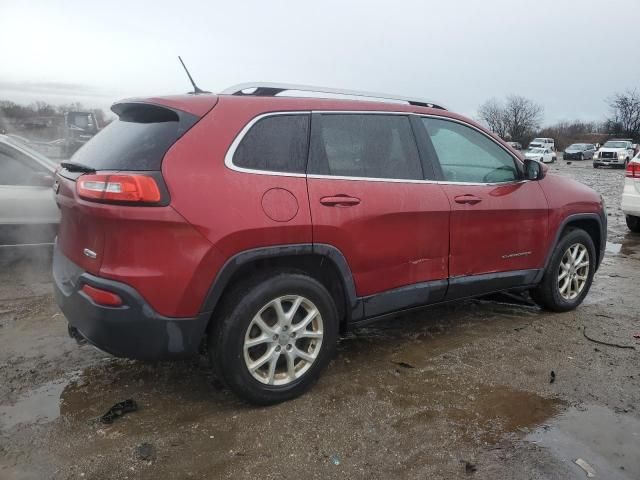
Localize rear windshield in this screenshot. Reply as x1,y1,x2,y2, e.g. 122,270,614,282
70,103,198,171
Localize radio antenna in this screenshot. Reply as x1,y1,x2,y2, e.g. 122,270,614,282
178,56,210,94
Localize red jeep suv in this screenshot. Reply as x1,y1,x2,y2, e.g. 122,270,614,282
53,83,606,404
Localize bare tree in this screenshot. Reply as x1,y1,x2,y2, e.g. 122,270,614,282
606,90,640,140
502,95,543,143
477,95,543,144
478,98,508,138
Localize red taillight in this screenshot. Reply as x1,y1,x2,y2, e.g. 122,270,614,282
77,174,161,203
626,162,640,179
81,284,123,307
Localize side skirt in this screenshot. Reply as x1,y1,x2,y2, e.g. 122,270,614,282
349,268,542,328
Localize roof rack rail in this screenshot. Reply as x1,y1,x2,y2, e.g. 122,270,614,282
220,82,447,110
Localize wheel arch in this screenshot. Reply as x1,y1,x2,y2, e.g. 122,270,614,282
543,213,606,275
201,244,363,334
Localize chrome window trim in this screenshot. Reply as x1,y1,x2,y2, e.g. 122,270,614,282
224,111,311,178
224,110,526,186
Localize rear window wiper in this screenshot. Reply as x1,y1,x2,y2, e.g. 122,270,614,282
60,161,96,173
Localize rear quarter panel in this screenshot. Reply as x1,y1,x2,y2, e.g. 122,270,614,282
163,96,313,257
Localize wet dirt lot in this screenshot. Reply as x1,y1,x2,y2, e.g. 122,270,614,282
1,160,639,479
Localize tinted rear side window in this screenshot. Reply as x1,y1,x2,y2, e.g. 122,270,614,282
233,114,310,173
70,103,198,171
309,114,422,180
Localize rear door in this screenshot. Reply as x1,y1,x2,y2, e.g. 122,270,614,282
306,113,450,312
418,116,549,298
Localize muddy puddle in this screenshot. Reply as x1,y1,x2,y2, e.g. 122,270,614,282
527,405,640,479
0,377,73,431
606,234,640,259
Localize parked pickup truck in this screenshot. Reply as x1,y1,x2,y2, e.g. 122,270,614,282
593,139,635,169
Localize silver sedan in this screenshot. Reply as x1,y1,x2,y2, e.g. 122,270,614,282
0,135,59,248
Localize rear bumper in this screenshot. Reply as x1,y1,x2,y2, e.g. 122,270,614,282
53,243,210,360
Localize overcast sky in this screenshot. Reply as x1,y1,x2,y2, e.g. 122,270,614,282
2,0,639,124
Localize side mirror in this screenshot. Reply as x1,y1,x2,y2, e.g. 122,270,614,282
524,159,545,180
30,172,55,187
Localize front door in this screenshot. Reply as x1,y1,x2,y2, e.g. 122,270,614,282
418,116,549,298
306,113,451,314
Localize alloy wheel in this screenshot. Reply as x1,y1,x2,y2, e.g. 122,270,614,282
557,243,590,300
243,295,323,386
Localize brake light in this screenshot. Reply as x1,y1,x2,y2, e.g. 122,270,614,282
77,174,161,203
626,162,640,179
81,284,123,307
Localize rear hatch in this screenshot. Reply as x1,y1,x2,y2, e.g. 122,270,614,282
55,96,216,274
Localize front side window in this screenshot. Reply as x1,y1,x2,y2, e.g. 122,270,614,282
308,114,423,180
233,114,310,173
422,117,519,183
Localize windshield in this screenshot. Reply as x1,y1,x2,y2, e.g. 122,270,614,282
529,148,545,153
531,138,548,143
567,144,586,150
603,141,628,148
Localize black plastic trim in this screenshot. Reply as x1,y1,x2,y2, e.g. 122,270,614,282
53,245,210,360
409,115,438,180
362,279,447,317
446,269,541,300
537,213,606,281
200,243,363,322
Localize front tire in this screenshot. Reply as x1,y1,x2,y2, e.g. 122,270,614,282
578,153,583,161
209,272,339,405
627,215,640,233
531,228,596,312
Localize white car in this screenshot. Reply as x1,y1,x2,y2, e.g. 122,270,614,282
528,137,555,151
593,139,635,169
524,147,555,163
0,135,59,248
622,152,640,232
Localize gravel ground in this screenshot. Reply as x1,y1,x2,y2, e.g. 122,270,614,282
1,159,639,479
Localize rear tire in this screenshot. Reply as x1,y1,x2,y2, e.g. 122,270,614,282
627,215,640,233
531,228,596,312
209,272,338,405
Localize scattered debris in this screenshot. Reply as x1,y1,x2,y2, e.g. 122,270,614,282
330,454,341,465
100,399,138,424
392,361,415,369
135,442,156,461
462,460,477,474
549,371,556,384
513,324,529,332
595,313,613,319
575,458,596,477
633,333,640,340
566,161,572,165
582,326,635,349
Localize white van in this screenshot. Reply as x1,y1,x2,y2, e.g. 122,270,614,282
528,138,555,151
